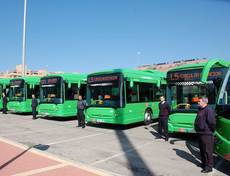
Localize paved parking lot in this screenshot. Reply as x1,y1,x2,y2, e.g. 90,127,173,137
0,113,229,176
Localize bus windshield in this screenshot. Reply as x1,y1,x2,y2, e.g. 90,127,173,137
168,83,216,112
9,80,25,101
167,67,227,112
40,77,63,104
87,75,122,108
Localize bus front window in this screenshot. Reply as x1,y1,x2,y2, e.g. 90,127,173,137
40,77,63,104
169,84,216,111
87,81,121,108
9,80,25,101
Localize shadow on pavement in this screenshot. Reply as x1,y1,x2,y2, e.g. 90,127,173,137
0,146,32,170
87,121,146,130
39,116,76,121
115,130,155,176
170,134,229,175
33,144,50,151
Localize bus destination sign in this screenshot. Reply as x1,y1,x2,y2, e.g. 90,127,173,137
167,68,227,82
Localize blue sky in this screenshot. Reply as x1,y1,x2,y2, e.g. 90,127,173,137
0,0,229,73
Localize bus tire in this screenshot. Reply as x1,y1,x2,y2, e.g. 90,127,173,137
144,109,152,125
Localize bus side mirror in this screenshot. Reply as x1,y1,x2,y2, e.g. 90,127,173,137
78,81,81,88
157,80,161,88
130,81,134,88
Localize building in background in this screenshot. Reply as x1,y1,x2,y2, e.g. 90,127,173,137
138,58,208,72
0,64,49,78
0,58,209,78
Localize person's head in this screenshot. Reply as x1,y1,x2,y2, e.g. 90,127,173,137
32,94,35,99
78,95,82,100
198,97,208,108
160,96,165,102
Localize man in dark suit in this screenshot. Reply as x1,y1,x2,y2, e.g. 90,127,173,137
158,96,170,141
77,95,87,128
31,94,38,119
2,92,8,114
195,97,216,173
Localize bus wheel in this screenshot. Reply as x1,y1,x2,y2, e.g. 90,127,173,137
144,110,152,125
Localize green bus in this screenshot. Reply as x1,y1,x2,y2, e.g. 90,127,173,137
167,59,229,133
0,78,11,110
85,69,166,125
215,64,230,161
7,76,40,113
38,73,87,117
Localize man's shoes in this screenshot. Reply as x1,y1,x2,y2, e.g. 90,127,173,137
201,167,212,173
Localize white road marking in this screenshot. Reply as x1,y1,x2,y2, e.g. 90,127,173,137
1,127,63,137
12,163,68,176
0,137,111,176
47,131,114,146
90,141,153,166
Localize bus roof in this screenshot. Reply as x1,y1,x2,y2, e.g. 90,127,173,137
168,59,230,83
0,78,11,86
88,69,166,85
43,73,87,83
10,76,41,85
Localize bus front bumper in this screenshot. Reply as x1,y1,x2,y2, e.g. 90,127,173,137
168,122,196,133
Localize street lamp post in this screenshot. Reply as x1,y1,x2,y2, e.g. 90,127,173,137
22,0,27,76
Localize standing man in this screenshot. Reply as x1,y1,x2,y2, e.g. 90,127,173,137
195,97,216,173
158,96,170,141
2,92,8,114
77,95,87,128
31,94,38,119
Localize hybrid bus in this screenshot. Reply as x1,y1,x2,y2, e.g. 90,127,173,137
85,69,166,125
0,78,10,110
8,76,40,113
167,59,229,133
38,73,87,117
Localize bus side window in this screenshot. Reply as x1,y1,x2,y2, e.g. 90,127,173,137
126,81,139,103
27,84,32,98
65,83,78,100
224,77,230,104
79,84,86,99
219,76,230,105
139,83,153,102
34,85,40,98
153,85,165,101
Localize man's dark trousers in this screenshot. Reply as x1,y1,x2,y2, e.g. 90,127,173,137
78,110,85,127
3,105,7,114
198,134,214,169
159,116,168,140
32,108,37,119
